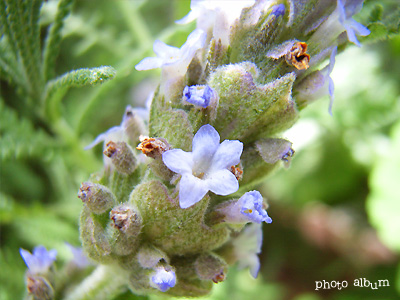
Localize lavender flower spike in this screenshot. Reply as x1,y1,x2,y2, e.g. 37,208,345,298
183,85,217,108
20,246,57,274
135,29,206,77
218,191,272,224
150,267,176,292
232,223,263,278
162,124,243,209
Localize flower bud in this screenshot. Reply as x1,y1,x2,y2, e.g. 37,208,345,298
123,105,148,143
26,274,54,300
194,253,227,283
108,204,143,255
255,138,294,167
78,182,116,214
79,207,112,263
103,141,137,175
215,191,272,225
137,244,169,269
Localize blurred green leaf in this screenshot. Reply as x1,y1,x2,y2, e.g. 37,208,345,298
367,121,400,252
0,100,54,160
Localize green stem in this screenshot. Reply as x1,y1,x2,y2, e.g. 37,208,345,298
116,0,152,49
63,265,128,300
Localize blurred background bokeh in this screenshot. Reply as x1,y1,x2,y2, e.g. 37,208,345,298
1,0,399,299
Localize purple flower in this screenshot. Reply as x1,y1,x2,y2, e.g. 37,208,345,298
20,246,57,274
338,0,370,47
162,124,243,209
150,267,176,292
240,191,272,224
270,4,285,17
232,223,263,278
135,29,206,77
183,85,217,108
217,191,272,224
65,243,90,269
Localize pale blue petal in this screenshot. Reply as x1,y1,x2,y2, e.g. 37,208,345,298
344,0,364,18
151,269,176,292
192,124,220,165
180,29,207,60
345,24,361,46
153,40,180,58
179,174,209,208
328,77,335,115
249,255,261,278
84,126,122,150
210,140,243,171
206,169,238,196
337,0,346,24
349,19,370,36
175,10,198,24
20,246,57,274
328,46,337,75
270,4,285,17
135,57,164,71
162,149,193,175
240,191,272,224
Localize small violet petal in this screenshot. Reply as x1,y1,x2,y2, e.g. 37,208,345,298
151,268,176,292
270,4,285,17
20,246,57,274
240,191,272,224
162,149,193,175
206,169,239,196
210,140,243,171
191,124,220,166
179,174,209,209
183,85,216,108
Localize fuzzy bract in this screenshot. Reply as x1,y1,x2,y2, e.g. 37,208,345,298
162,124,243,209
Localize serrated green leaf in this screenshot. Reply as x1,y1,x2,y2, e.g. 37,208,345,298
4,0,44,99
43,0,74,81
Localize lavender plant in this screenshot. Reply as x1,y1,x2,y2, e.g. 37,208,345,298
5,0,398,299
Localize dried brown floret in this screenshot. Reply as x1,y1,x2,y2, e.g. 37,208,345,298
285,42,310,70
136,136,170,159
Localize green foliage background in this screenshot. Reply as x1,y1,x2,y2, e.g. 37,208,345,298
0,0,399,299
